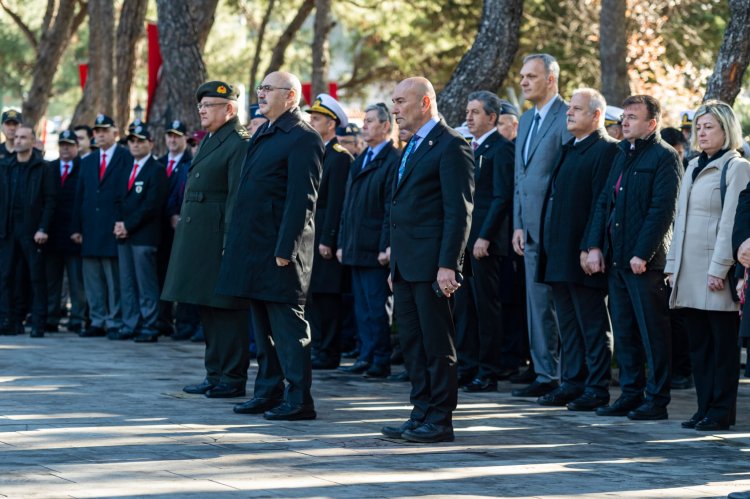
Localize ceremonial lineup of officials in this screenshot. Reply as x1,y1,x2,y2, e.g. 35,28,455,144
2,52,750,443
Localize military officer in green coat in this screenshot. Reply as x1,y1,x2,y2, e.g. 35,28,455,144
162,80,251,399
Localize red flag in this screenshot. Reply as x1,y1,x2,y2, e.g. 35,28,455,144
78,63,88,90
146,22,163,121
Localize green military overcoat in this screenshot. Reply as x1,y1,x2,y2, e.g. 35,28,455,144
161,116,251,309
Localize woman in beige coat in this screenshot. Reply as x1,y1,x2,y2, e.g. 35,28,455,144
665,100,750,431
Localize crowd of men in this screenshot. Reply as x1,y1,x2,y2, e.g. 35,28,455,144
2,52,749,443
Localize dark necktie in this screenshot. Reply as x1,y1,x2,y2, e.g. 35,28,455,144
362,149,373,170
397,135,420,184
525,113,541,163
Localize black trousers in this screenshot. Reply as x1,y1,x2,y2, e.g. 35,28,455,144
250,299,314,407
307,292,342,364
608,269,671,406
393,275,457,426
0,234,46,329
453,276,478,380
669,304,692,378
198,306,249,388
471,254,506,379
680,308,739,425
550,282,612,397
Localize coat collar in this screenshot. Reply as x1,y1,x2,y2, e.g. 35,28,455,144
192,116,244,168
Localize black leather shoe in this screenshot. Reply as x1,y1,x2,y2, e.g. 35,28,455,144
671,374,694,390
627,401,668,421
233,397,282,414
312,357,339,370
80,326,106,337
463,378,498,393
567,393,609,411
134,333,159,343
511,380,558,397
681,413,704,429
497,368,520,381
263,402,316,420
694,416,729,431
381,419,421,439
341,348,359,359
457,373,476,387
30,329,45,338
0,320,14,335
205,383,246,398
387,371,409,382
537,386,582,406
183,379,216,394
595,395,644,417
108,330,134,340
338,360,370,374
364,364,391,379
44,324,59,333
509,367,536,384
402,423,454,443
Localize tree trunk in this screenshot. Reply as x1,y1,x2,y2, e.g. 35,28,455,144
248,0,276,106
599,0,630,107
71,0,115,127
436,0,523,127
311,0,333,99
17,0,87,128
148,0,218,156
265,0,315,75
704,0,750,105
114,0,148,132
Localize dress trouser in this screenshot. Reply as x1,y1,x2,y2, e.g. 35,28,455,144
82,256,121,330
307,292,342,363
351,266,392,367
393,274,457,426
522,235,560,383
680,308,739,425
198,305,249,388
250,299,313,407
471,253,506,379
118,243,160,335
608,268,671,406
453,276,478,379
45,252,87,328
550,282,612,397
0,234,46,329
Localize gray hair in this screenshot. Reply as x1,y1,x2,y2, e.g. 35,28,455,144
571,87,607,128
365,102,393,126
467,90,502,125
523,53,560,82
691,100,745,152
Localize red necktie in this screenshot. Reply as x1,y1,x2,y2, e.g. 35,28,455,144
61,162,70,186
128,161,139,191
167,159,175,177
99,153,107,181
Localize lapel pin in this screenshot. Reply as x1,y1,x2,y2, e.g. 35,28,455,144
428,140,433,146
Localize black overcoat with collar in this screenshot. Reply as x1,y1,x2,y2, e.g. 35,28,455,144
215,108,324,305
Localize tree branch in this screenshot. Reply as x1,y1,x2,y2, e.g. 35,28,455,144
41,0,55,34
71,0,88,35
0,0,38,50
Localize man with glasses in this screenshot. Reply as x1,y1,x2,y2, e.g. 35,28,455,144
585,94,681,421
163,81,252,399
217,71,324,421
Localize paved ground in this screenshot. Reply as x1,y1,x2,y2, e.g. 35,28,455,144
1,331,750,499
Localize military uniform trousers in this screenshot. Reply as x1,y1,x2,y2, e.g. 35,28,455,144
82,256,121,330
45,253,87,329
118,242,160,335
198,305,249,388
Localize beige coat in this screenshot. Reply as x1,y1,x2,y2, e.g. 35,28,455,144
665,150,750,311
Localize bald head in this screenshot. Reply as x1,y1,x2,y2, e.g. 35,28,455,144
391,77,439,133
258,71,303,122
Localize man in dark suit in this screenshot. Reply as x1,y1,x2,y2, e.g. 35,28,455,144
46,130,87,334
380,77,474,443
71,114,131,338
512,54,573,397
538,88,617,410
304,94,353,371
336,102,399,376
216,71,324,421
585,95,681,421
156,119,197,341
0,126,56,337
458,91,515,393
110,123,168,342
162,81,252,398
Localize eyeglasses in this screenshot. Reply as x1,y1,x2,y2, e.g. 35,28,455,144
619,114,640,122
196,103,226,111
256,84,291,94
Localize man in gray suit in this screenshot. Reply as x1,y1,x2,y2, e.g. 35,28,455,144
511,53,573,397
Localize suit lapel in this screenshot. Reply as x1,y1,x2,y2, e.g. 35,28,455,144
526,97,563,166
395,123,443,194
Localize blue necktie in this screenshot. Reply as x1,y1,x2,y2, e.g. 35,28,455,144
362,149,373,170
524,113,541,163
397,134,420,183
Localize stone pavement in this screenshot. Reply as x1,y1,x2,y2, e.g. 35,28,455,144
1,331,749,499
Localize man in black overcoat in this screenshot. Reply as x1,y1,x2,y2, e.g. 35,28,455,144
538,88,617,411
216,71,324,421
380,77,474,443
